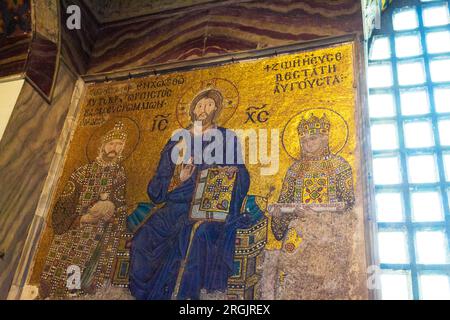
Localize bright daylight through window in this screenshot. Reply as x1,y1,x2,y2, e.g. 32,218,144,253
369,0,450,300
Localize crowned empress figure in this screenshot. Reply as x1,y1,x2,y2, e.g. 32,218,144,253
261,112,357,300
271,113,355,239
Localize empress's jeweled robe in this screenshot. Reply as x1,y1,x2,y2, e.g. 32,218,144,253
272,154,354,240
262,154,359,300
40,159,127,299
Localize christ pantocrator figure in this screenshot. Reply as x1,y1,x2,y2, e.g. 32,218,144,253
128,89,250,300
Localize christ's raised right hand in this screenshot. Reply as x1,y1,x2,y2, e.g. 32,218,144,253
179,157,195,182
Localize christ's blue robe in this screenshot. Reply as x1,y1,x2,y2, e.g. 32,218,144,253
129,127,251,300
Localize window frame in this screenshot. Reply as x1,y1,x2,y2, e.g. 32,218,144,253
368,0,450,300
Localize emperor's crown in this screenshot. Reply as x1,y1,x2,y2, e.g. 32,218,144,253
102,121,127,143
297,113,331,137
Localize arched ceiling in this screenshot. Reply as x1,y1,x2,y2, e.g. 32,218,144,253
83,0,218,23
0,0,59,101
0,0,31,37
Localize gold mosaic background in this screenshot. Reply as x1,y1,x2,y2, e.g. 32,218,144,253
31,41,357,282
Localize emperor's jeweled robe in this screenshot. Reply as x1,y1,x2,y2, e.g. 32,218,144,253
40,159,127,298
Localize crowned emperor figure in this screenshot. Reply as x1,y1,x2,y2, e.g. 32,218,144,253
40,121,129,299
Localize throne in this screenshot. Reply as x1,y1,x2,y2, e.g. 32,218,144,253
112,195,268,299
227,195,268,300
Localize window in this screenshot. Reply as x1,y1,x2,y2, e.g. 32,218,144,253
0,79,24,141
369,0,450,300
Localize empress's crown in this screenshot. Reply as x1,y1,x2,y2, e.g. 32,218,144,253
102,121,127,143
297,113,331,137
